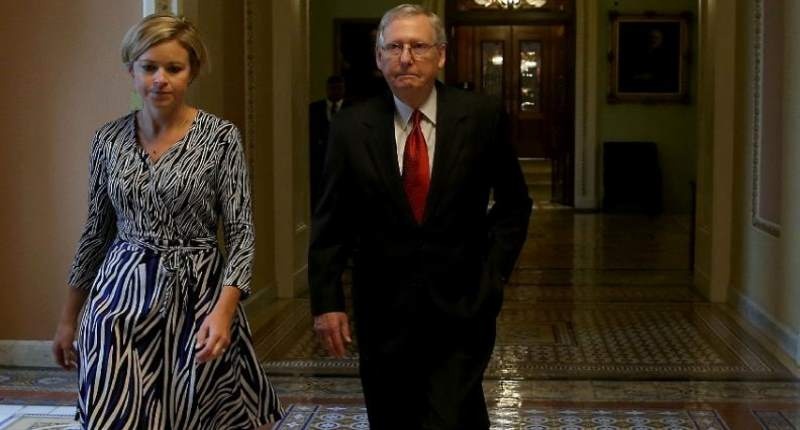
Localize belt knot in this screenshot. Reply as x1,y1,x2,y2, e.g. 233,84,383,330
116,235,216,317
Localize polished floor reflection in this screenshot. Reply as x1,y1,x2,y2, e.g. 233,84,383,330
260,212,799,429
1,212,798,429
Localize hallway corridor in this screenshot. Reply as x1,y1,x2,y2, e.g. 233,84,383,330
0,212,798,429
260,212,800,429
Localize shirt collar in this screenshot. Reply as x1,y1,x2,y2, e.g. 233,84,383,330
393,87,437,130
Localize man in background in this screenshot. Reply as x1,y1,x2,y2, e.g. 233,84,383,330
309,75,347,211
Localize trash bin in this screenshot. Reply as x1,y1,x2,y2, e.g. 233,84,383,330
602,141,662,214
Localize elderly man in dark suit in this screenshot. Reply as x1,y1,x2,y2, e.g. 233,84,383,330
309,4,532,429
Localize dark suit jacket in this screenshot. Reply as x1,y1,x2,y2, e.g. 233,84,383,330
309,99,349,210
309,99,333,162
308,82,532,351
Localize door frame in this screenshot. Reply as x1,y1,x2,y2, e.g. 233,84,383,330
445,0,596,208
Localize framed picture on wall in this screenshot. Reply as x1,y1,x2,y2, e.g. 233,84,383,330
607,12,691,103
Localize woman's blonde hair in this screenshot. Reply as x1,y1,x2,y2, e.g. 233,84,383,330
121,13,208,79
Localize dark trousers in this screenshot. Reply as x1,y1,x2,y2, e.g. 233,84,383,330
357,317,496,430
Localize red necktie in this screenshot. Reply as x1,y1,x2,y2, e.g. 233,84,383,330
402,110,430,223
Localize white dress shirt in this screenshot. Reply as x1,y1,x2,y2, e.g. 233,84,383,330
393,88,437,175
326,99,343,121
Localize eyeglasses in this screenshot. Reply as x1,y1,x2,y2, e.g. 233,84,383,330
380,42,440,57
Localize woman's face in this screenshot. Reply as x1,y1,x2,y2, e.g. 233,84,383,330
130,39,193,111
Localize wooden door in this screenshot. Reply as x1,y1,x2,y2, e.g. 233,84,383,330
449,24,574,204
510,25,552,159
513,25,572,203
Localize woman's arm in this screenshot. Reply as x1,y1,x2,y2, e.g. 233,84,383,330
54,127,117,369
52,287,89,370
196,125,254,363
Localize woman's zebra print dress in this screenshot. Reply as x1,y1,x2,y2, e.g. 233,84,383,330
68,110,283,429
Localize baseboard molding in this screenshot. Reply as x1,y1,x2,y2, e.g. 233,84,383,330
243,284,272,312
796,337,800,365
573,197,598,210
0,340,57,368
693,268,711,300
728,289,799,365
2,278,302,370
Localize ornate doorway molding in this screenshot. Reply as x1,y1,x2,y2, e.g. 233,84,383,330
573,0,598,209
446,0,597,207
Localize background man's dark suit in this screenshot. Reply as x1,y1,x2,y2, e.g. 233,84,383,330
309,76,347,211
309,82,532,429
309,98,333,209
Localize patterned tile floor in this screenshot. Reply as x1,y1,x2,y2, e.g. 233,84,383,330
2,213,798,429
0,406,78,430
275,405,733,429
260,302,796,381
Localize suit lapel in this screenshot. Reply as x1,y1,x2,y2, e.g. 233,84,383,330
361,85,469,225
361,96,415,220
424,83,468,223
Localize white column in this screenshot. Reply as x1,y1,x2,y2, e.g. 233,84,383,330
574,0,599,209
707,0,736,302
271,0,310,298
694,0,736,302
781,0,800,365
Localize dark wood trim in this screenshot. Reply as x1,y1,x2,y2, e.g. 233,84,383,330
445,0,575,26
332,18,380,74
444,0,576,205
447,10,573,25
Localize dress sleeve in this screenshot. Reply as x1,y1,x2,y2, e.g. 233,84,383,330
67,131,117,290
217,126,255,297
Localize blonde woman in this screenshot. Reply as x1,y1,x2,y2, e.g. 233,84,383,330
52,14,283,429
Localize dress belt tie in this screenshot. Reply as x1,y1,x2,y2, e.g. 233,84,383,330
118,236,217,318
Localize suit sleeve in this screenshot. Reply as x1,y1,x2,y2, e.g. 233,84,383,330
486,103,533,280
308,115,354,316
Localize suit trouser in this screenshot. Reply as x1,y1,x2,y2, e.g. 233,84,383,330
357,317,496,430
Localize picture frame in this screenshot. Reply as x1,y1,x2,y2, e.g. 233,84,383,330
607,12,691,103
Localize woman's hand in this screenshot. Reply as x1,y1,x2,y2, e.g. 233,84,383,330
52,322,78,370
52,288,89,370
196,286,241,363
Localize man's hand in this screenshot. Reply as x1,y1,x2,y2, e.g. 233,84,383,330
313,312,352,358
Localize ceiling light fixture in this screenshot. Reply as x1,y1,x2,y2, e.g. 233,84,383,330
472,0,547,9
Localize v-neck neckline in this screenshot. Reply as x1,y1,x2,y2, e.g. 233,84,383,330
132,109,201,167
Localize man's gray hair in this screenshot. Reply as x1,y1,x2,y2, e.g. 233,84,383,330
375,4,447,50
